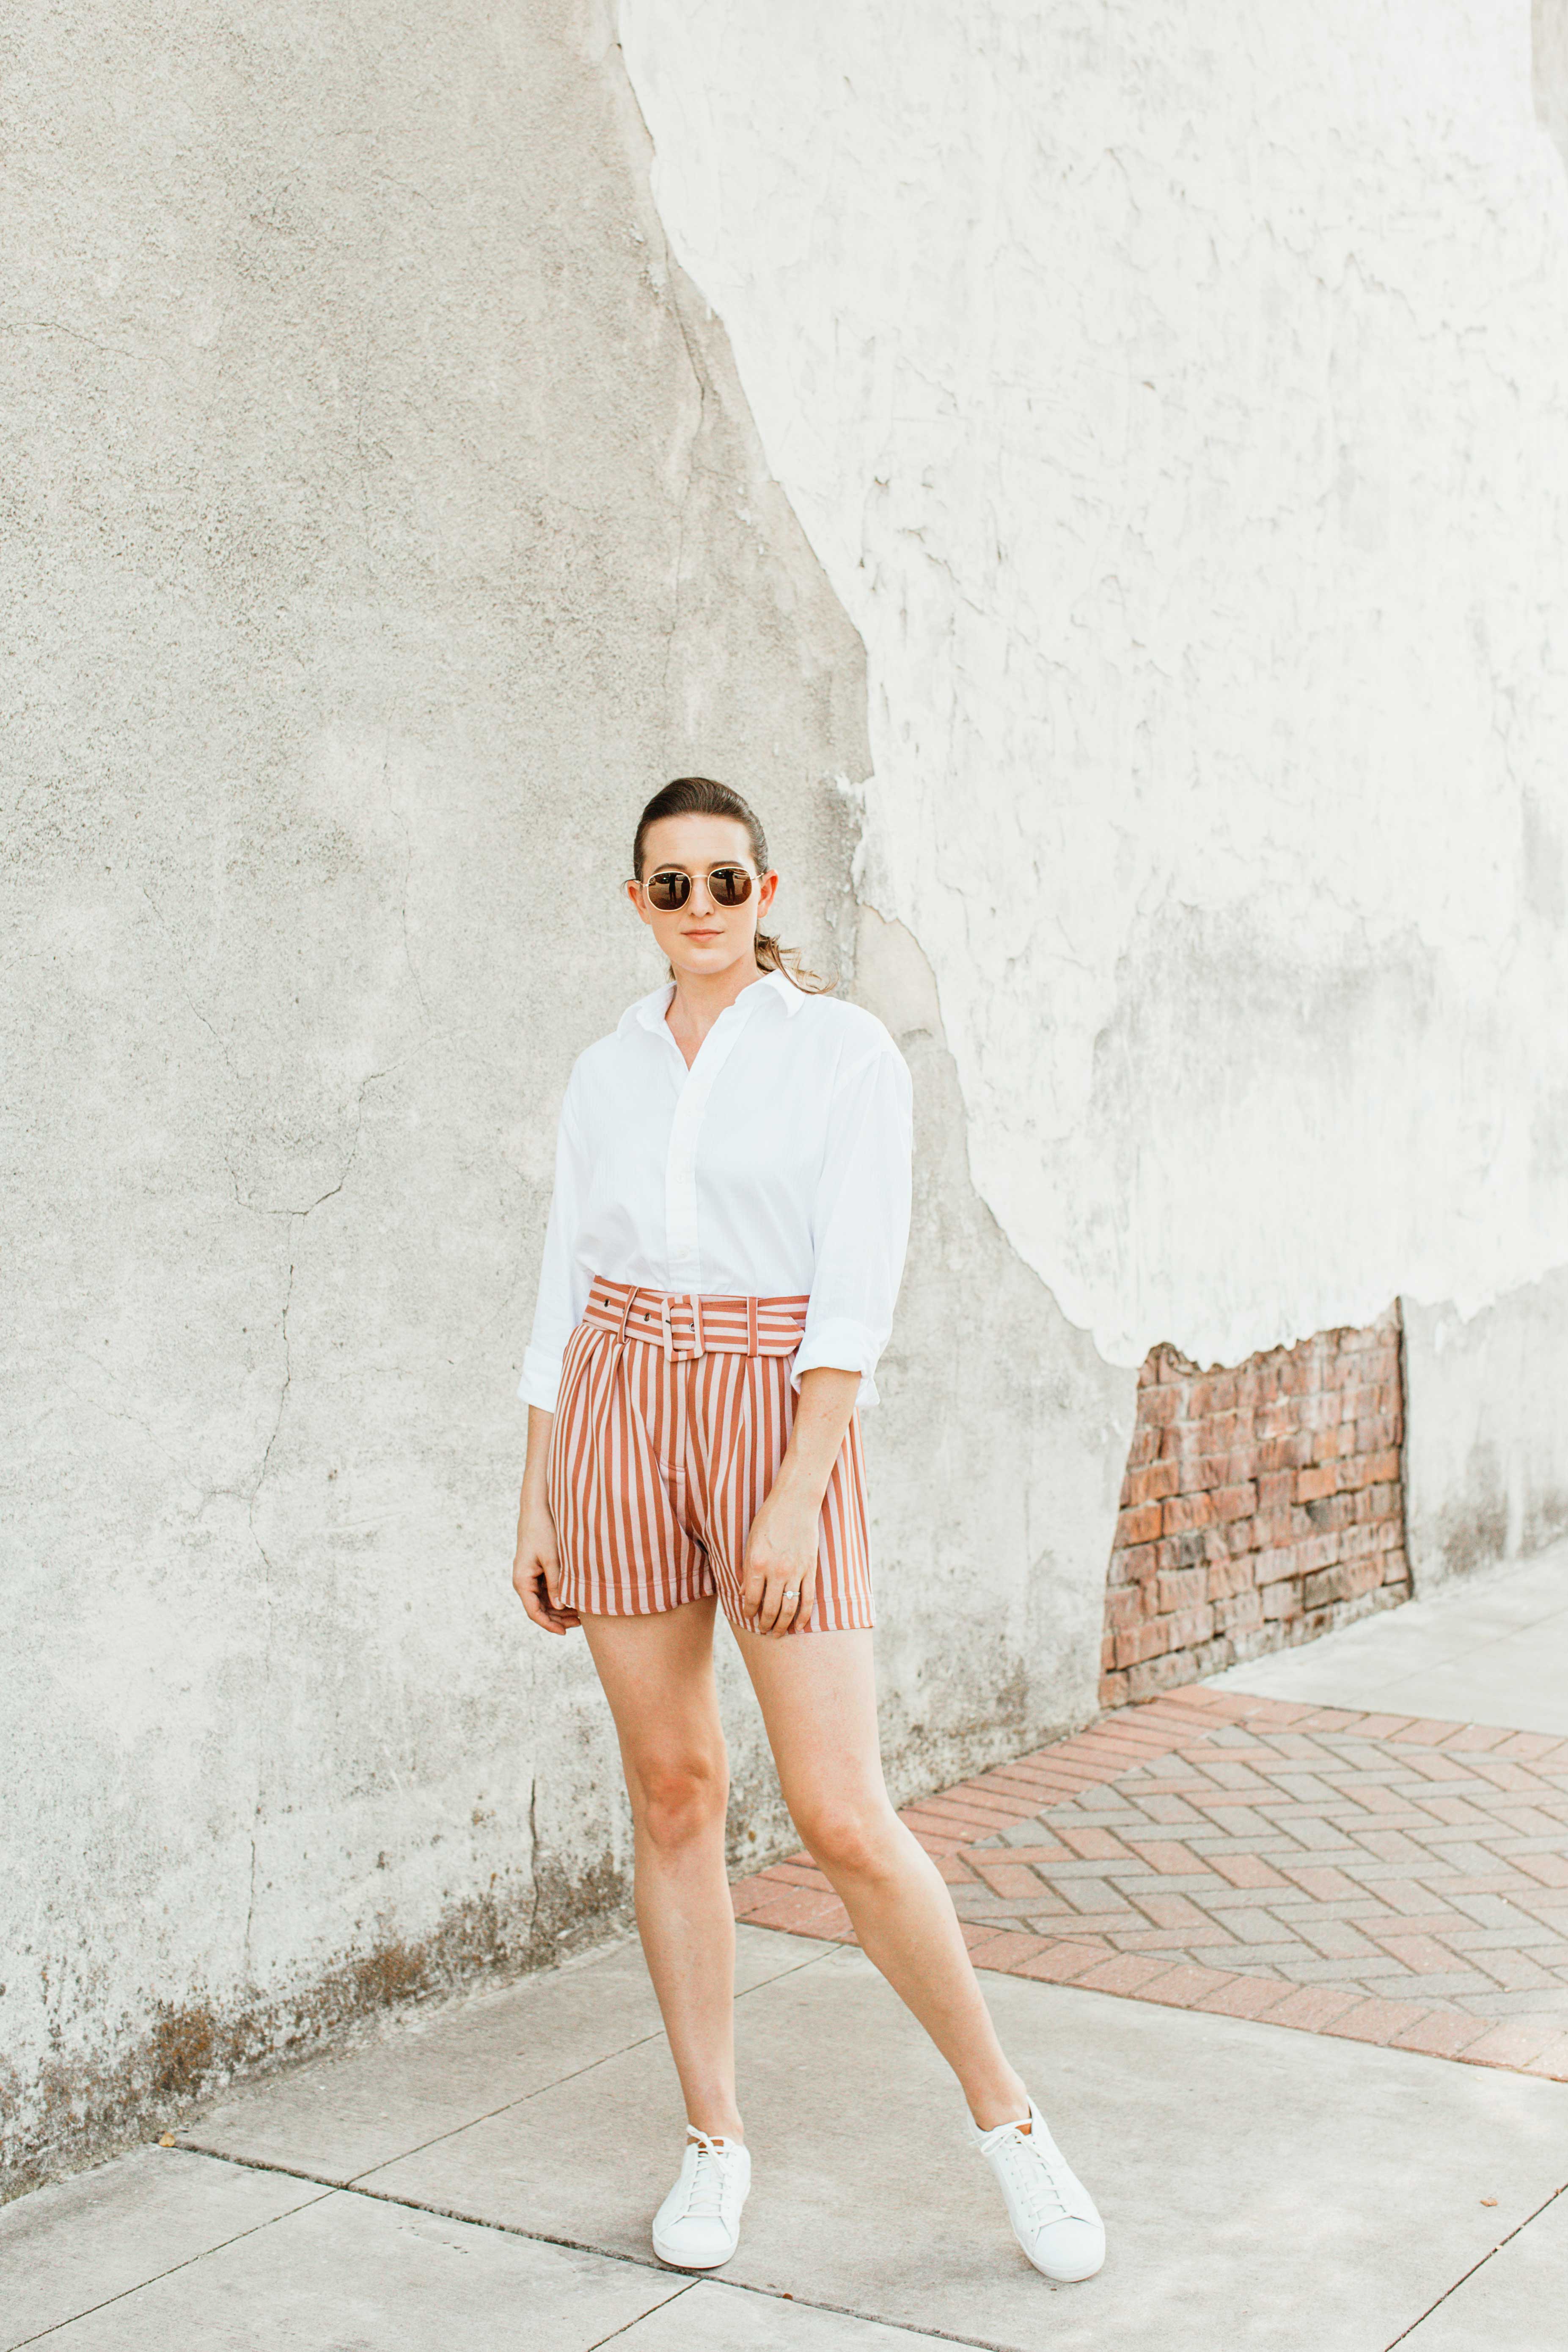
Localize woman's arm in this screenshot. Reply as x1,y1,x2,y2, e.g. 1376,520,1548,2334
513,1403,580,1633
513,1067,588,1634
741,1364,861,1636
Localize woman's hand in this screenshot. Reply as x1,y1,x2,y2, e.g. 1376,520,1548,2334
741,1484,820,1636
513,1494,578,1633
741,1366,861,1637
512,1405,578,1634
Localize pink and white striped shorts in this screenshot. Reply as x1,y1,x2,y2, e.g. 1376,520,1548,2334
547,1274,874,1634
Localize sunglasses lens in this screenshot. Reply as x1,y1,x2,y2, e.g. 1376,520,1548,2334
646,870,690,910
710,867,753,906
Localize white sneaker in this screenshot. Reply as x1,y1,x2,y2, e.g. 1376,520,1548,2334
969,2099,1105,2282
651,2128,751,2269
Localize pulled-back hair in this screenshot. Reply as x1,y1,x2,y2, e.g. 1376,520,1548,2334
632,776,832,994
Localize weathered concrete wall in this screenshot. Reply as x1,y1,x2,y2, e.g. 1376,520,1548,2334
620,0,1568,1505
2,0,1120,2194
1403,1276,1568,1593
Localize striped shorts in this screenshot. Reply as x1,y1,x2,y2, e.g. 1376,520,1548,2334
547,1274,874,1634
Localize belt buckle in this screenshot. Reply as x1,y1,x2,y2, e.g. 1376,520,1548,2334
663,1291,705,1361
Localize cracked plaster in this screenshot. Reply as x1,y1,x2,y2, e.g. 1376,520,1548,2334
2,0,1125,2194
620,0,1568,1368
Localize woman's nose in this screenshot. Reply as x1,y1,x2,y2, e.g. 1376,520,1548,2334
686,875,716,914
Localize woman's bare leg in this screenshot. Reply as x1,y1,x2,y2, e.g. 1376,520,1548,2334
580,1599,744,2140
738,1626,1029,2130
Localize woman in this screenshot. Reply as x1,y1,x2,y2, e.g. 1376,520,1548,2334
512,777,1104,2284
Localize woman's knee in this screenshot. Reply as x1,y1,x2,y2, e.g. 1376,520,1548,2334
628,1750,729,1853
793,1794,901,1881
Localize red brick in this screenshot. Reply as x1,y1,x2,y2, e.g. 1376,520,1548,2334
1257,1986,1364,2032
1208,1851,1289,1889
969,1858,1048,1899
1105,1584,1147,1632
1136,1961,1241,2009
1154,1565,1209,1615
1296,1464,1340,1502
1215,1591,1264,1636
1166,1604,1216,1647
1013,1942,1108,1985
1116,1501,1164,1545
1253,1543,1304,1586
1330,1997,1436,2048
1163,1492,1216,1535
1513,1851,1568,1888
1522,2033,1568,2083
1126,1460,1183,1505
1057,1824,1133,1861
1115,1621,1173,1667
1388,2011,1494,2060
1071,1953,1182,1996
1128,1839,1211,1874
966,1929,1051,1972
745,1886,852,1938
1193,1975,1293,2021
1210,1482,1259,1524
1461,2020,1565,2071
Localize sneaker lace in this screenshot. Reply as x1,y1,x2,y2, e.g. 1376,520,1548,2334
678,2132,729,2221
996,2128,1072,2231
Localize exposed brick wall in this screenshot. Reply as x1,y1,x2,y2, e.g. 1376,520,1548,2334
1100,1304,1409,1708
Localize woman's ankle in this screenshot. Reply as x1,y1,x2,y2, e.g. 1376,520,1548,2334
965,2074,1032,2133
686,2111,745,2144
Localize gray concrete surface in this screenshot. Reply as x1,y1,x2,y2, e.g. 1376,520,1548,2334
1402,2182,1568,2352
1,0,1128,2192
1403,1278,1568,1593
7,2191,688,2352
0,2146,322,2347
7,1923,1566,2351
1210,1535,1568,1734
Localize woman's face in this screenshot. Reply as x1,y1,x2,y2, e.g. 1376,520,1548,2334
627,814,778,983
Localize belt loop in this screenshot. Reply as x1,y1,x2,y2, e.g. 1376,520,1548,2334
746,1294,759,1356
617,1284,638,1345
660,1291,673,1356
691,1292,706,1359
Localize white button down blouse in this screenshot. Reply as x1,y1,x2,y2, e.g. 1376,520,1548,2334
519,969,913,1414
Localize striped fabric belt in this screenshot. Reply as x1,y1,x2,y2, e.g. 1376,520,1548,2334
581,1273,810,1362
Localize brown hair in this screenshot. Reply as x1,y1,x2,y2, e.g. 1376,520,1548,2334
632,777,833,994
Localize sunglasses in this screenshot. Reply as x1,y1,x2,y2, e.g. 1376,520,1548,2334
641,864,755,912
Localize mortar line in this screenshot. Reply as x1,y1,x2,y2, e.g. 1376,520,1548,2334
6,2181,336,2349
1381,2176,1568,2349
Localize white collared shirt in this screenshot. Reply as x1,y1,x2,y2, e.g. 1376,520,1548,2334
519,969,913,1413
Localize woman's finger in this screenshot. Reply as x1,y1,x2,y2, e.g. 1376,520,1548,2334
778,1570,815,1635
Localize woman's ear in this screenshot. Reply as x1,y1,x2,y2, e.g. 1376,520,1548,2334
757,869,780,917
626,878,652,928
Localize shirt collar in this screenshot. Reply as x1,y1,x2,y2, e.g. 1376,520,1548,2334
624,968,804,1035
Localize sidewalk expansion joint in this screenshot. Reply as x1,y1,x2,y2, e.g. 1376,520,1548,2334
133,2143,1027,2352
1380,2175,1568,2349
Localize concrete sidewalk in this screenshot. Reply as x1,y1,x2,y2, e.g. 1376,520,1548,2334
6,1548,1567,2351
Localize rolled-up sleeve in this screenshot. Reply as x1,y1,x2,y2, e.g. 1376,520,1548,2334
517,1076,588,1413
793,1036,913,1407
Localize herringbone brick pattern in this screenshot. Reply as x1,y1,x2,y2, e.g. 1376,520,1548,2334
732,1685,1568,2080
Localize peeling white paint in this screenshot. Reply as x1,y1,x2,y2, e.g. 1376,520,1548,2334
621,0,1568,1366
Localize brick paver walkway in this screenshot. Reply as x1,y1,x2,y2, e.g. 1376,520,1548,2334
732,1685,1568,2080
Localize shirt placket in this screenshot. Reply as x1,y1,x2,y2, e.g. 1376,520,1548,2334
661,1004,755,1292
